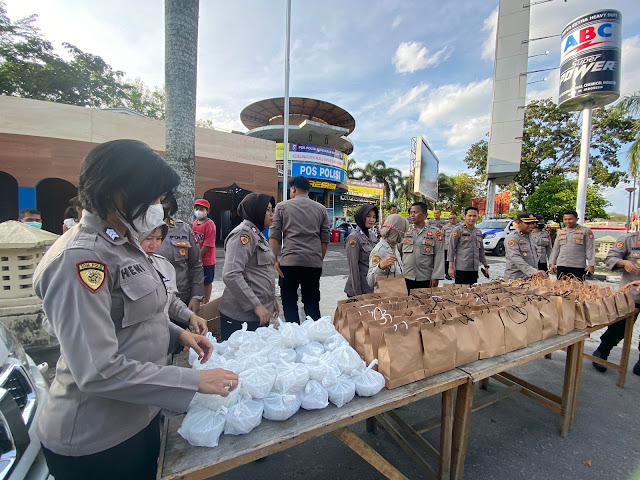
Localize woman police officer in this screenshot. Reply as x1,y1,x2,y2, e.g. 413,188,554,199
33,140,238,480
344,205,379,297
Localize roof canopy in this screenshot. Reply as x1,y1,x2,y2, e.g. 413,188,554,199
0,221,59,249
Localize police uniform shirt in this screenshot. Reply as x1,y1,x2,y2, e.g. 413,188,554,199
367,238,403,288
400,224,445,281
448,224,487,272
531,230,553,264
442,222,459,251
32,211,201,457
548,224,595,268
155,217,205,303
504,229,539,279
149,253,193,328
220,219,276,322
345,228,378,297
429,218,446,229
606,232,640,304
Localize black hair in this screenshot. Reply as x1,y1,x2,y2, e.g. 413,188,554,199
410,202,428,213
563,210,578,219
290,176,311,192
389,205,397,209
163,192,179,217
69,196,82,208
78,139,180,230
19,209,40,218
63,206,78,220
464,206,479,215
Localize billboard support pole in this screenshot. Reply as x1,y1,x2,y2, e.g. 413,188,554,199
282,0,291,202
576,102,593,223
486,180,496,219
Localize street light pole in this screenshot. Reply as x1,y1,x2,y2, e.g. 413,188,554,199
626,186,636,232
282,0,291,202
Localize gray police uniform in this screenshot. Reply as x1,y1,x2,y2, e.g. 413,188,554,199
548,225,595,269
149,253,193,328
448,224,487,275
443,222,459,253
345,228,378,297
504,229,539,279
367,238,403,288
32,211,200,457
429,218,446,229
401,224,445,282
155,217,204,305
531,230,553,268
220,219,276,323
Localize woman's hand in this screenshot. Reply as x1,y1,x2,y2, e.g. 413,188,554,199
273,301,280,318
254,304,271,326
198,368,239,396
379,255,397,269
178,330,213,363
623,260,640,275
189,314,208,335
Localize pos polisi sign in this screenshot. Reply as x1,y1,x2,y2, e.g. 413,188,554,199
292,163,345,183
559,9,622,111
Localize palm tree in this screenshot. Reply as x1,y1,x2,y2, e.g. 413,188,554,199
437,173,456,208
346,158,362,179
395,175,420,211
165,0,199,222
613,92,640,177
358,160,402,200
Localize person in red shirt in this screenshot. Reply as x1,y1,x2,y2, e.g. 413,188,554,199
192,199,217,304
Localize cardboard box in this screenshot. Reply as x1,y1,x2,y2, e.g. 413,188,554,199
199,297,221,342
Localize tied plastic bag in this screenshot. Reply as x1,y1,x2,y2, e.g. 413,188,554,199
295,341,325,362
323,334,349,352
236,354,268,373
224,399,264,435
299,380,329,410
321,363,340,389
262,391,301,421
237,336,268,355
273,363,310,394
191,352,226,371
191,381,241,411
353,360,385,397
268,347,297,364
301,355,329,382
178,405,227,447
228,323,257,350
300,316,315,331
307,316,337,343
331,346,366,375
327,375,356,408
239,364,277,399
278,319,309,349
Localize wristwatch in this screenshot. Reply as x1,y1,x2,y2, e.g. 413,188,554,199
192,296,204,301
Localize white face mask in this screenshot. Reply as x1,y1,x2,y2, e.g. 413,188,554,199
132,204,165,234
194,210,207,220
63,218,77,230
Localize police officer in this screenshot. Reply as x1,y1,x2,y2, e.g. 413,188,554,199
504,212,548,280
591,232,640,376
443,213,459,280
448,206,489,285
156,194,205,313
345,205,379,297
401,202,445,291
221,193,278,339
531,216,553,271
367,214,408,289
549,209,595,280
32,140,237,479
429,209,446,229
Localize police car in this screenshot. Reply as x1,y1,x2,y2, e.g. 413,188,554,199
477,217,515,256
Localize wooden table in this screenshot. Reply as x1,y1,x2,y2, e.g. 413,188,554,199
583,311,638,388
449,330,589,480
157,369,468,480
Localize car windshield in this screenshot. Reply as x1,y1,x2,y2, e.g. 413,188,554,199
477,220,510,229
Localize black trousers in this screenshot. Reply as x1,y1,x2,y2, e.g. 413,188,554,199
455,270,479,285
556,266,586,281
220,312,260,340
280,265,322,323
405,279,430,293
42,414,161,480
444,249,449,274
598,306,640,356
538,262,548,272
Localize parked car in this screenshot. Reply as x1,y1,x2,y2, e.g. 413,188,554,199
477,218,515,256
337,221,357,237
0,322,51,480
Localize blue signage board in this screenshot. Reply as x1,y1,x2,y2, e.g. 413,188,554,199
292,162,345,183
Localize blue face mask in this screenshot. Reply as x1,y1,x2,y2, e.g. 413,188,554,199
25,221,42,229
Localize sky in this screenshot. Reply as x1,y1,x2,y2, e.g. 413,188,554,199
4,0,640,213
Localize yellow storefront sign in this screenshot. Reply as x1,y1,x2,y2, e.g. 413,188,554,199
309,180,336,190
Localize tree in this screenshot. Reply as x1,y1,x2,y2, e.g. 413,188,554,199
394,175,420,211
165,0,199,222
524,176,609,223
612,91,640,176
357,160,402,200
437,173,484,214
113,77,166,120
463,137,488,178
346,158,361,179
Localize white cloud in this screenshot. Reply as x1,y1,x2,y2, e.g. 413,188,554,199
621,35,640,96
388,83,429,115
195,105,245,132
418,78,493,127
481,7,498,61
391,15,403,29
393,41,453,73
444,115,490,147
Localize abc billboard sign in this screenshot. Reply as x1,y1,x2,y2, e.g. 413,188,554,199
559,10,621,111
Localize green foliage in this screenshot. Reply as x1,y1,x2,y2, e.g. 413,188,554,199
114,78,166,120
612,91,640,177
437,173,484,215
524,176,610,223
463,136,488,178
355,160,402,201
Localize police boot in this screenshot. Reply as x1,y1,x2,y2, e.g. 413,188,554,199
591,349,608,373
633,356,640,376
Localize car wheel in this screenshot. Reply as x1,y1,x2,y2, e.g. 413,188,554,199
493,239,505,257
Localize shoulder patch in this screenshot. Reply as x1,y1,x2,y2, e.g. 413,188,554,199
168,218,175,226
349,238,357,247
617,241,625,249
588,232,594,239
240,234,250,245
452,231,458,237
508,240,516,247
371,254,381,266
76,261,107,292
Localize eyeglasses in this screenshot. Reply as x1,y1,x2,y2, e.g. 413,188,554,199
266,207,274,213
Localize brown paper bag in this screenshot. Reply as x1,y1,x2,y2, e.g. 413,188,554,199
499,306,528,352
574,302,587,330
450,315,481,366
613,291,632,318
420,317,457,378
601,296,617,323
378,321,425,389
521,301,543,343
472,308,506,359
376,271,408,296
584,298,608,327
554,294,576,335
537,297,559,339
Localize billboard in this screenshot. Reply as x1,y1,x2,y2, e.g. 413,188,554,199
413,136,439,202
346,179,384,197
559,9,622,111
291,163,345,183
472,192,511,216
276,142,347,170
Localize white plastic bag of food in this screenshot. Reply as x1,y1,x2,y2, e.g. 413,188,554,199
295,341,325,362
236,354,268,373
307,316,337,343
228,323,257,350
328,375,356,408
321,363,339,388
300,316,315,331
323,333,349,352
224,399,264,435
278,319,309,349
239,364,277,399
301,355,328,382
331,346,366,375
299,380,329,410
273,363,309,394
191,352,226,371
178,405,227,447
191,380,241,411
353,359,385,397
267,347,296,364
237,336,268,355
262,391,301,421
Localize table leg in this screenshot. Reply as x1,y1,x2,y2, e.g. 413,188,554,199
560,340,581,438
617,313,636,388
366,417,378,434
479,378,489,390
439,389,454,480
569,340,584,431
451,380,474,480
